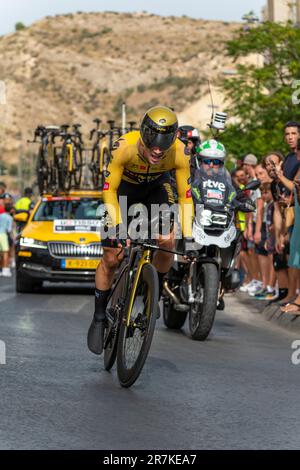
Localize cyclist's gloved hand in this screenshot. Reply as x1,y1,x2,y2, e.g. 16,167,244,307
107,223,128,248
183,237,198,260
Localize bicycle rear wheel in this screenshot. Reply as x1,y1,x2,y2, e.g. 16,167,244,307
91,147,100,189
73,145,83,188
36,147,48,194
104,264,128,371
117,263,158,388
58,150,68,191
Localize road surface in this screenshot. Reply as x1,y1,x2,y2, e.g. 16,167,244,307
0,276,299,450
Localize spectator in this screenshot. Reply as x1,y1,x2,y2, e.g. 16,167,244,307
255,164,272,184
231,168,250,286
246,167,272,298
272,139,300,313
0,182,13,208
282,121,300,181
262,151,289,302
271,122,300,305
15,187,34,213
242,154,263,295
253,182,277,300
231,168,248,190
0,204,13,277
282,173,300,313
242,153,258,180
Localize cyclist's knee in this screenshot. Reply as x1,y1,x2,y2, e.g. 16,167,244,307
156,231,175,251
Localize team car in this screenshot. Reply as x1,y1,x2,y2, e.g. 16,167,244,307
14,191,103,293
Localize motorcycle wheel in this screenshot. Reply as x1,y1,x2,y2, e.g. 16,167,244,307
189,262,219,341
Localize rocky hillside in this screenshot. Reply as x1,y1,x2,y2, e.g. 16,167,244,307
0,11,242,183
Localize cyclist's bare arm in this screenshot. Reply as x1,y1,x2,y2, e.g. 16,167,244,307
102,140,131,227
175,144,194,238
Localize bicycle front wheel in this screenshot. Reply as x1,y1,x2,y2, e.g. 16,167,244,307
104,263,128,371
117,263,158,388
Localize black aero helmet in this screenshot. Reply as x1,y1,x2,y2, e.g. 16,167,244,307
140,106,178,151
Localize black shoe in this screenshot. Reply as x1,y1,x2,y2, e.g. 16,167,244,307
87,319,105,355
217,298,225,311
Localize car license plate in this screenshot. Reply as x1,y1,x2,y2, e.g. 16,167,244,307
61,259,100,269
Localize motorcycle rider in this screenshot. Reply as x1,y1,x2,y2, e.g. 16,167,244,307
192,139,236,206
191,140,254,308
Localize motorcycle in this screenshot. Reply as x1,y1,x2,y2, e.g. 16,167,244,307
162,167,259,341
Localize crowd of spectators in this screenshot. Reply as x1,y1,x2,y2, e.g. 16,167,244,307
0,184,34,277
235,121,300,314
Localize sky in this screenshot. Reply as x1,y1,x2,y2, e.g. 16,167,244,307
0,0,266,35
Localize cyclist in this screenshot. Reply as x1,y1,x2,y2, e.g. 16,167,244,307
87,106,194,355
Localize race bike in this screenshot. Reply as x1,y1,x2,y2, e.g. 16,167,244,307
162,166,258,341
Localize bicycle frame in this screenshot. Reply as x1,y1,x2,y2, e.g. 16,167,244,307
66,141,74,173
125,247,152,327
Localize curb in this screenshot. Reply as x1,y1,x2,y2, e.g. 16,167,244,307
237,293,300,334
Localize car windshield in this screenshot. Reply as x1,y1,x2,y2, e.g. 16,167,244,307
33,198,104,221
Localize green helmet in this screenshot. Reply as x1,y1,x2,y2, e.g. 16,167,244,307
197,139,226,161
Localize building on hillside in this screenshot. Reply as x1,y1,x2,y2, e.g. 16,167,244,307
262,0,300,23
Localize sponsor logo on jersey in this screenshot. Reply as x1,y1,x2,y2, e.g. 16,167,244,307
207,190,223,200
104,170,111,178
103,182,110,191
186,188,192,198
140,165,147,170
203,180,226,191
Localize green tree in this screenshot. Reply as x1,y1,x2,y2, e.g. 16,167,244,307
220,21,300,159
15,22,26,31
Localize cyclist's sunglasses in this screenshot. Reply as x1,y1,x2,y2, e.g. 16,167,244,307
202,158,224,166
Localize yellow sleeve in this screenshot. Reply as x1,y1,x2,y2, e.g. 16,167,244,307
175,143,194,238
102,138,130,227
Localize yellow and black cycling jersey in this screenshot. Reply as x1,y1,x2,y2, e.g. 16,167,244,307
102,131,194,237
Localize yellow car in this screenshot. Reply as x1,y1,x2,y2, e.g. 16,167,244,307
14,191,104,293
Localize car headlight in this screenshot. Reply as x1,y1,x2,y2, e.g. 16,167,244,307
20,237,48,250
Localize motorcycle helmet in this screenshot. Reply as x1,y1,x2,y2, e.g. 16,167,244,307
178,125,201,155
197,139,226,161
140,106,178,151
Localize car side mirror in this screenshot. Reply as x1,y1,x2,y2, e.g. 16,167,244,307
14,212,29,223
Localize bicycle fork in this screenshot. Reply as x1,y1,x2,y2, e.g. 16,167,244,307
125,249,151,327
